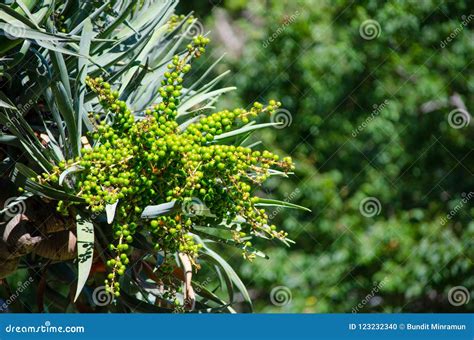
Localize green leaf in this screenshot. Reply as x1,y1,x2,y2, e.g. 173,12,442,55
0,195,30,215
141,201,177,219
31,0,53,24
96,1,135,39
0,92,53,171
0,22,75,41
76,17,94,140
214,122,282,141
119,59,149,102
58,165,84,187
177,114,204,132
15,163,84,202
35,39,82,57
116,0,174,41
177,87,236,116
40,118,65,162
14,0,39,27
0,134,19,146
120,291,172,313
52,82,79,157
254,198,311,212
106,200,118,225
195,235,253,310
181,55,227,99
0,4,37,30
49,29,72,98
41,83,66,144
267,169,292,178
0,98,16,109
70,2,109,35
192,281,236,313
74,215,94,302
193,229,268,259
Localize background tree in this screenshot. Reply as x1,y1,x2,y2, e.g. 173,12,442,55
180,0,474,312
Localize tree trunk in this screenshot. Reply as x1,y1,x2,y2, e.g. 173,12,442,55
1,179,77,278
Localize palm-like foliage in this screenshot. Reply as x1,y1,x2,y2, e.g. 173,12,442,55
0,0,305,312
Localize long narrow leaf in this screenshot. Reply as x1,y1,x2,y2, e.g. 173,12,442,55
58,165,84,186
214,122,282,141
74,215,95,302
177,87,236,116
195,235,253,310
106,200,118,224
254,198,311,212
52,82,79,157
141,201,177,219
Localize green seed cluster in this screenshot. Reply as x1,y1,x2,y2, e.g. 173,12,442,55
167,14,195,32
39,36,294,298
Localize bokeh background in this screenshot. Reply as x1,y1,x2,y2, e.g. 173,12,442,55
178,0,474,312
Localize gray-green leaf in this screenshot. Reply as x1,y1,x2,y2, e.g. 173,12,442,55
74,215,94,302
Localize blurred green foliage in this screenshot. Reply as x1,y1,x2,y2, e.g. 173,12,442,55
180,0,474,312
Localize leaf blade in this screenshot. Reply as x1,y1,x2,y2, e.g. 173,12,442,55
74,215,94,302
141,201,177,219
254,198,311,212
